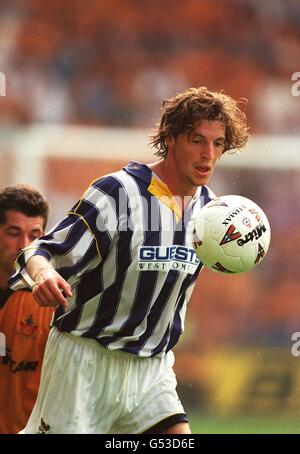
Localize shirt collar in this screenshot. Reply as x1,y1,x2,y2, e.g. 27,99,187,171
123,161,153,184
124,161,204,204
124,161,204,221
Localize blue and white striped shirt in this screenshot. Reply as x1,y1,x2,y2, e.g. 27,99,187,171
10,161,214,357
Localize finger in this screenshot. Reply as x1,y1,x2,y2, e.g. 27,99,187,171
58,280,72,298
46,286,69,308
48,281,71,307
33,289,58,307
33,285,58,307
34,281,69,308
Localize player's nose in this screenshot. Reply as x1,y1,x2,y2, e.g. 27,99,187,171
18,235,31,250
202,142,214,160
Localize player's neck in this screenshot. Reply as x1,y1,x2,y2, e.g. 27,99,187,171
149,160,197,200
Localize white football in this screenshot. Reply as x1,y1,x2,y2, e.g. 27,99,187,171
193,195,271,274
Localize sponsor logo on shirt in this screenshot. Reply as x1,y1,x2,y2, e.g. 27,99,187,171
17,314,38,339
137,245,200,273
1,348,39,373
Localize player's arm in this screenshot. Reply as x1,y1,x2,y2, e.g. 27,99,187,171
10,178,119,301
27,255,72,308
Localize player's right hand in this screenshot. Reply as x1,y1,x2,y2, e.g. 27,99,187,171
32,268,72,308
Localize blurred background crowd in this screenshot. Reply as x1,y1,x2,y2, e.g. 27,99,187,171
0,0,300,132
1,0,300,421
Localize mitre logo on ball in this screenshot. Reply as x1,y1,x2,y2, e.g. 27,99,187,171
192,195,271,274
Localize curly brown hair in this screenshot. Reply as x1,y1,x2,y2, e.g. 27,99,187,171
149,87,250,159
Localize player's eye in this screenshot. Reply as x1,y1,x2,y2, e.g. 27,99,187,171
6,231,20,238
192,137,205,144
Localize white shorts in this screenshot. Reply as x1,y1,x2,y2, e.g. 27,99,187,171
21,327,187,434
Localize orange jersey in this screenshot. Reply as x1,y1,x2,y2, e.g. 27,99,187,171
0,289,53,433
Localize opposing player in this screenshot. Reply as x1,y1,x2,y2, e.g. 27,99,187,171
10,87,249,434
0,185,52,433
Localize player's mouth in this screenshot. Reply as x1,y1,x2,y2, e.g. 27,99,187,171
195,165,212,178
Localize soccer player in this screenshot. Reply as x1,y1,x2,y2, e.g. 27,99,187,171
10,87,249,434
0,185,52,434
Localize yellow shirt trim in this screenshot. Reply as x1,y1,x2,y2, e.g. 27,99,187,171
147,176,182,222
68,211,102,260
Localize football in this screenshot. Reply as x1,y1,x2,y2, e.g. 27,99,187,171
193,195,271,274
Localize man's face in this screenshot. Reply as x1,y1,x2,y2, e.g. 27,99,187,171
166,119,226,192
0,209,44,284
